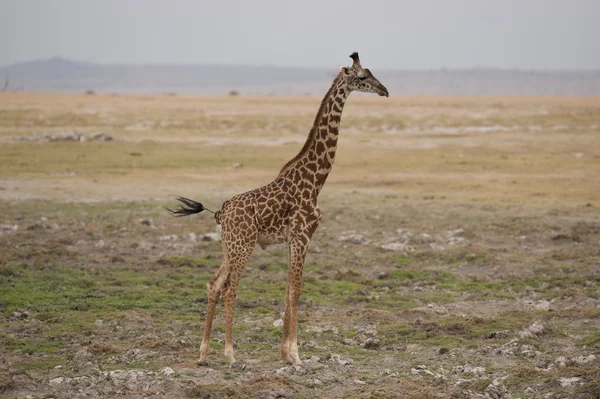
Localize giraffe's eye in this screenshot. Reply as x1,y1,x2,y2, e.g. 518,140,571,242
359,76,367,81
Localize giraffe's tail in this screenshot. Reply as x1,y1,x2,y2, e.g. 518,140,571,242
167,197,215,218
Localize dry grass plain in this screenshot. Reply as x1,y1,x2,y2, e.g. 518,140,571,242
1,92,599,398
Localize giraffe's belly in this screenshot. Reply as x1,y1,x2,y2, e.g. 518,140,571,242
257,227,288,248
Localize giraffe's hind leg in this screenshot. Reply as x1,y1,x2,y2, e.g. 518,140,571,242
198,258,228,366
222,244,255,366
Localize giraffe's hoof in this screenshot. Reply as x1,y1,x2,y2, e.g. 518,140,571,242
197,360,209,367
230,361,246,371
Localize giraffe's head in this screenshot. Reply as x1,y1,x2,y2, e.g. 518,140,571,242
341,52,389,97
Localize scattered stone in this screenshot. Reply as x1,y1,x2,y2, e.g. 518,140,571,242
200,232,221,242
573,354,596,365
337,231,366,244
461,365,486,375
12,310,30,319
73,349,93,362
328,353,353,366
121,349,158,364
232,162,243,168
519,322,545,338
186,232,197,242
158,234,178,241
362,338,381,350
486,330,511,339
447,228,466,246
49,377,65,386
438,347,450,355
273,319,284,327
90,132,113,142
353,379,366,385
484,378,513,399
377,271,390,279
526,299,551,311
380,242,414,252
94,320,104,327
54,365,64,370
382,369,399,377
275,364,302,375
559,377,582,387
95,240,106,249
139,218,153,226
160,367,175,376
0,224,18,231
555,356,567,368
356,325,378,337
411,365,443,378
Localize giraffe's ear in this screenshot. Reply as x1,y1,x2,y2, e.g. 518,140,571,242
341,67,351,75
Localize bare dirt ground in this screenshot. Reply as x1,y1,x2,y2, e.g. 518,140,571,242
1,92,599,398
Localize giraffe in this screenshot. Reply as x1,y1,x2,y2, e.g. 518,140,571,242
168,52,388,368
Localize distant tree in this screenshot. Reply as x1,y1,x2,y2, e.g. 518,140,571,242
2,77,8,92
85,89,95,95
228,90,239,96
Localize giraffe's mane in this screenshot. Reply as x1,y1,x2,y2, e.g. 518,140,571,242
278,71,344,176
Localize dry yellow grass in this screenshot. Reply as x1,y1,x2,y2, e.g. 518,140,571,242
0,92,598,207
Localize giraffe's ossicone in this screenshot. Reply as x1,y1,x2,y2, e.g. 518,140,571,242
168,52,388,368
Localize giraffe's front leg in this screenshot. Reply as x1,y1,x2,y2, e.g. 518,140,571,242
281,236,310,365
280,253,293,364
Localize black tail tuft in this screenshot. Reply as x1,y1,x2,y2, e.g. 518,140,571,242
167,197,206,217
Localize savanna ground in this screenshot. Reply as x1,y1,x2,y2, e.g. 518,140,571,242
0,92,599,399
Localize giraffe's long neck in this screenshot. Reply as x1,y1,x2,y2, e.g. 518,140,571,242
279,73,349,195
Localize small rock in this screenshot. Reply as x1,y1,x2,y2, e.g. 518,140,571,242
484,378,512,398
411,365,440,378
94,320,104,327
95,240,106,249
534,300,551,311
91,133,113,142
73,349,93,362
555,355,567,368
362,338,381,350
200,232,221,242
139,218,153,226
232,162,243,168
462,365,486,375
273,319,284,327
158,234,178,241
12,310,30,319
186,232,197,242
49,377,64,386
377,271,389,280
160,367,175,376
573,354,596,365
559,377,582,387
353,379,366,385
328,353,353,366
338,233,365,244
54,365,64,370
519,322,545,338
487,330,511,339
380,242,414,252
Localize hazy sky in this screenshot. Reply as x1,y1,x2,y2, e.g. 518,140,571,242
1,0,599,70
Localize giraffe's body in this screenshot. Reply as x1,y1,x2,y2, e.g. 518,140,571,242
169,52,388,367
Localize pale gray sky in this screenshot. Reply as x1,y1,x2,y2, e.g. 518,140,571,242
1,0,599,70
